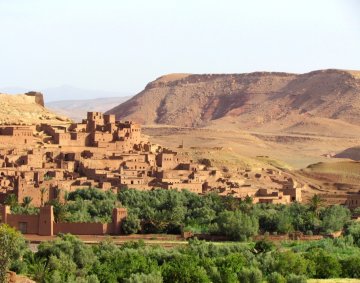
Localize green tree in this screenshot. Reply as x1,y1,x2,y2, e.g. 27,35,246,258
267,272,286,283
161,255,210,283
22,196,33,208
305,248,341,278
122,213,141,234
320,205,350,233
276,211,294,234
340,255,360,278
125,272,163,283
254,239,275,253
4,194,18,208
0,225,24,283
216,210,258,241
346,222,360,247
273,251,310,276
40,187,48,207
308,194,324,216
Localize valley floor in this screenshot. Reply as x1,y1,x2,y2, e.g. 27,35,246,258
144,125,360,203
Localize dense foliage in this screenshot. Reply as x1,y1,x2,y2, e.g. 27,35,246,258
4,188,353,240
22,188,352,239
2,188,360,282
5,229,360,283
4,194,39,215
117,189,351,238
0,225,27,283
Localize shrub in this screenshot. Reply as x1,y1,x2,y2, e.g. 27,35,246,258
254,239,275,253
125,272,163,283
286,274,307,283
267,272,286,283
122,213,141,234
216,210,258,241
340,256,360,278
305,248,341,278
237,267,262,283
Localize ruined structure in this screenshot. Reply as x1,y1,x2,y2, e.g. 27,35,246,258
346,192,360,210
0,112,303,235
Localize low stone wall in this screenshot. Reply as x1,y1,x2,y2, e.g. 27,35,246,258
0,205,127,236
254,233,324,241
7,214,39,234
54,222,108,235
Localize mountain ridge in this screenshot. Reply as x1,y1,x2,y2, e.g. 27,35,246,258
106,69,360,136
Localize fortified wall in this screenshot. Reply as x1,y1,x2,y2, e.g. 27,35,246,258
0,205,127,236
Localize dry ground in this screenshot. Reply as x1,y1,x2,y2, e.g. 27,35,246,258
143,124,360,201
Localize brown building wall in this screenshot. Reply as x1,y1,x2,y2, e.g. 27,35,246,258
54,222,106,235
1,205,127,236
346,194,360,209
167,183,203,194
7,214,40,234
39,206,54,236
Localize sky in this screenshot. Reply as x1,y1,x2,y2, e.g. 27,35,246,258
0,0,359,101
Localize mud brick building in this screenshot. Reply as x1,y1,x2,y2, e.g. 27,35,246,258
0,112,304,235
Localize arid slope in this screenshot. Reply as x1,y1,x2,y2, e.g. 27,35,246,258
0,93,71,125
107,69,360,136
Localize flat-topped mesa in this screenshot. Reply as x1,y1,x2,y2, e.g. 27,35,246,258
39,111,144,151
107,69,360,128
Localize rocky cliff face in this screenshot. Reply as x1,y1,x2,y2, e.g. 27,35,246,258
106,69,360,134
0,93,71,125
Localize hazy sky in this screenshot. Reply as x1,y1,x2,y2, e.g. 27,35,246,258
0,0,359,100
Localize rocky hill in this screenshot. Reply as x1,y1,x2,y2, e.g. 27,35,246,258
0,92,71,125
106,69,360,135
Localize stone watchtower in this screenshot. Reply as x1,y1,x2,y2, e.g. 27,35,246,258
38,206,54,236
112,207,127,234
25,91,45,107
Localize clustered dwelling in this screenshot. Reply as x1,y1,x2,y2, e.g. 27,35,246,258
0,112,302,235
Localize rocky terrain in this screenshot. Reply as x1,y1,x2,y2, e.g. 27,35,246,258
105,69,360,202
107,69,360,137
0,92,71,125
47,96,131,121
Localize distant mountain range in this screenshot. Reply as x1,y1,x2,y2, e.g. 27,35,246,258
106,69,360,137
0,85,131,103
0,85,132,121
47,96,131,121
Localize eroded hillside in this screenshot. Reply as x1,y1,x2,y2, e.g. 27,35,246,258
107,69,360,136
0,92,71,125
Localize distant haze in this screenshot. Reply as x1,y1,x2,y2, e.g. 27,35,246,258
0,85,131,103
0,0,359,100
47,96,132,121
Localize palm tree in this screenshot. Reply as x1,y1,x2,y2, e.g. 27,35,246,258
39,187,48,207
4,194,18,207
309,194,324,215
63,191,69,204
25,253,49,283
22,196,33,208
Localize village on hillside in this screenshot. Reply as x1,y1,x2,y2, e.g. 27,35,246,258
0,112,310,236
